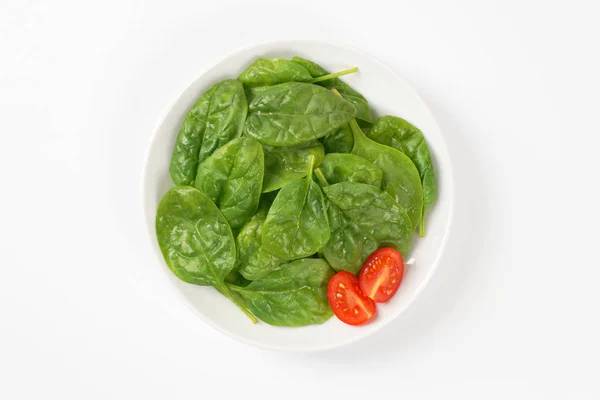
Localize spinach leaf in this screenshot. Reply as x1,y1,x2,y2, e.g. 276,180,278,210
169,79,248,185
261,156,330,260
194,137,264,230
239,57,359,88
229,259,335,326
291,56,373,124
236,200,282,281
367,116,438,236
263,141,325,193
244,85,268,104
238,58,313,88
317,153,383,187
321,123,354,154
155,186,257,322
348,119,424,230
244,82,356,146
321,182,413,274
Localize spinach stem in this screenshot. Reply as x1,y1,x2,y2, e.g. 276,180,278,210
219,284,258,323
309,67,358,83
314,168,329,187
307,154,316,177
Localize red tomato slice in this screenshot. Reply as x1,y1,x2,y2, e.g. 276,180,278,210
359,248,404,303
328,271,376,326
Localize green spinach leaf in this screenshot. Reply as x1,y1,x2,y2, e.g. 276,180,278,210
155,186,256,322
348,119,424,230
225,270,252,287
263,141,325,193
261,156,330,260
367,116,438,235
229,259,335,326
321,182,413,274
244,82,356,146
194,137,264,230
291,56,373,124
239,57,359,88
317,153,383,187
169,80,248,185
321,123,354,154
236,200,282,281
238,58,313,88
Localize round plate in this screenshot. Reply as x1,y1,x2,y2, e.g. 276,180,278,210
141,40,454,352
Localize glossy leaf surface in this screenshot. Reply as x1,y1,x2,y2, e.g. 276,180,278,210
350,120,423,229
322,182,413,274
291,56,373,124
244,82,356,146
318,153,382,187
368,116,438,235
194,137,264,230
262,142,325,193
230,259,335,326
169,79,247,185
262,157,330,260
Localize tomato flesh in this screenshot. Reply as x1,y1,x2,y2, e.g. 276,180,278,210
359,248,404,303
328,271,376,326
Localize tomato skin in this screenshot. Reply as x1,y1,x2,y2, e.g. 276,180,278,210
328,271,376,326
359,248,404,303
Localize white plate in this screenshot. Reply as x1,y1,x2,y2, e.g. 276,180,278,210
141,40,454,352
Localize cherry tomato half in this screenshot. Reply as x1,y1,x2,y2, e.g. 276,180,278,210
328,271,376,326
359,248,404,303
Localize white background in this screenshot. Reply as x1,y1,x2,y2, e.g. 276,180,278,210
1,0,599,398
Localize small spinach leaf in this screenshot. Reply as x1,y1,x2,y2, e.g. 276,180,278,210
321,182,413,274
155,186,256,322
367,116,438,235
236,201,282,281
194,137,264,230
321,123,354,154
291,56,373,124
229,258,335,326
244,82,356,146
263,141,325,193
238,58,313,88
239,57,358,88
318,153,383,187
169,79,248,185
348,119,424,230
261,156,330,260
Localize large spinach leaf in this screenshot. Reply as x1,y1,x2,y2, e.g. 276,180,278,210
244,82,356,146
348,119,424,230
291,56,373,124
367,116,438,235
194,137,263,230
155,186,256,322
229,259,335,326
169,79,247,185
320,182,413,274
236,200,282,281
263,141,325,193
317,153,383,187
262,156,330,260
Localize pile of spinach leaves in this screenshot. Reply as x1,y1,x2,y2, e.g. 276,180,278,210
156,56,437,327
